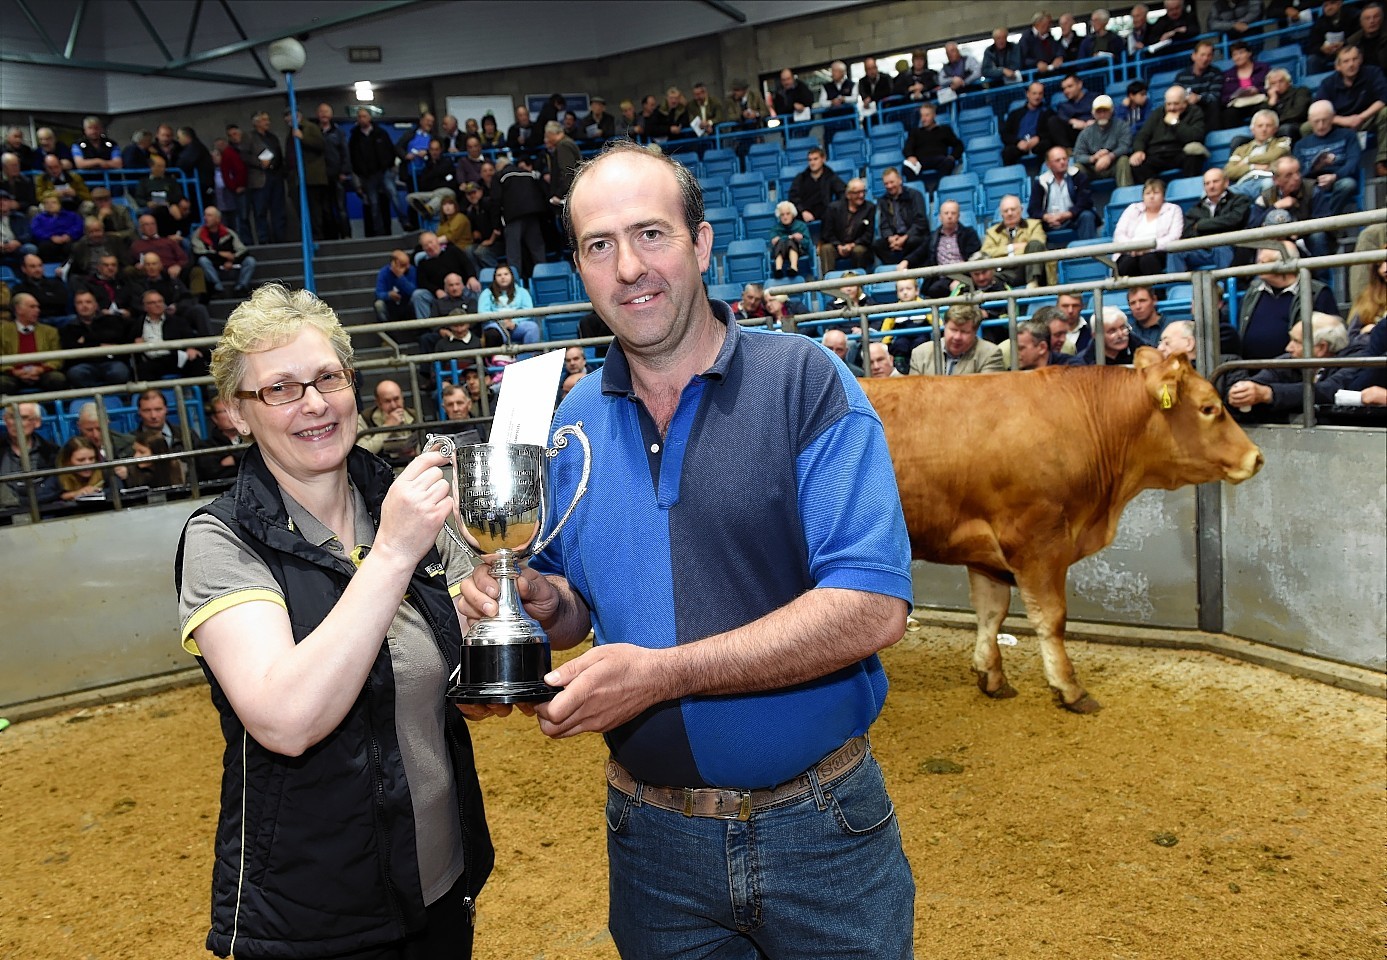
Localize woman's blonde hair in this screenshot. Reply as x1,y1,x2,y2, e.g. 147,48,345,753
211,283,353,402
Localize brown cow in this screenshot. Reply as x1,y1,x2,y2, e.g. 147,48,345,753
862,347,1263,713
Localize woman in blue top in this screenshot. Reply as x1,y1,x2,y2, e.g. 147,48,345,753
477,264,540,344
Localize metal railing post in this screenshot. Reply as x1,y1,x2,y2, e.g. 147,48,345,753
1191,259,1225,633
1298,267,1317,428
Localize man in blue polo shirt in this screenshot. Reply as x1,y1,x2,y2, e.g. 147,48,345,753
459,141,916,958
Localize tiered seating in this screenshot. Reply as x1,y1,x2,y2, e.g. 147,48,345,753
829,129,870,170
704,206,740,257
740,202,778,244
728,172,768,209
745,142,785,178
1104,185,1144,228
701,148,740,179
982,165,1028,211
530,262,578,307
935,173,981,213
1056,239,1114,285
724,239,770,285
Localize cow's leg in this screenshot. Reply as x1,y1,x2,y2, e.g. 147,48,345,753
1014,567,1102,714
968,568,1017,699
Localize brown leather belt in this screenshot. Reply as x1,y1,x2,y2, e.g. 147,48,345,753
605,736,868,822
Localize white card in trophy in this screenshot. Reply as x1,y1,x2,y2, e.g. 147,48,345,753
488,349,567,447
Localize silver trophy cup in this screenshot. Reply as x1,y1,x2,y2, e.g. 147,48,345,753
424,424,590,703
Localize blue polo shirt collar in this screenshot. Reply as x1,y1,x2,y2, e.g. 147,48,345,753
599,298,737,398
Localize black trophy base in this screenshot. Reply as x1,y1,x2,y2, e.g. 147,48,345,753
448,643,559,704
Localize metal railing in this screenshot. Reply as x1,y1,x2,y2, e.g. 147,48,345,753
3,210,1383,523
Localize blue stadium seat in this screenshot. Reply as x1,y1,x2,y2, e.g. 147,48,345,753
740,201,778,244
542,313,583,342
701,148,739,179
904,180,929,210
530,262,576,307
745,142,785,178
829,129,869,168
777,163,802,199
956,107,996,142
1165,176,1205,210
1205,127,1242,152
785,136,821,160
982,165,1028,211
708,282,744,304
1149,69,1180,91
1301,71,1333,94
728,171,769,209
868,121,905,156
704,206,740,255
965,134,1004,177
1057,240,1113,285
698,175,730,209
867,150,898,187
827,156,858,180
935,172,981,213
1104,185,1145,228
724,239,770,285
1261,45,1303,73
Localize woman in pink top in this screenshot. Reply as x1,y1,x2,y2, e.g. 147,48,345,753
1220,41,1271,129
1112,178,1184,277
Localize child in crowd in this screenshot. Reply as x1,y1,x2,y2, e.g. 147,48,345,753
771,200,805,279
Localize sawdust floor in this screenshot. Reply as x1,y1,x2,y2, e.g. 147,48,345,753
1,624,1382,960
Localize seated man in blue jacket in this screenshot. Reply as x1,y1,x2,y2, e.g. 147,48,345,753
1028,146,1098,243
1293,100,1363,218
373,248,416,323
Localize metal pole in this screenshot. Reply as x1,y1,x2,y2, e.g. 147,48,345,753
284,69,316,293
95,399,123,510
1093,286,1105,366
1191,270,1224,633
172,384,200,500
1006,297,1019,371
1298,267,1316,428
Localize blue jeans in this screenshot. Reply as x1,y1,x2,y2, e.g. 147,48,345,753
66,359,131,388
197,255,258,291
1168,245,1234,273
605,747,915,959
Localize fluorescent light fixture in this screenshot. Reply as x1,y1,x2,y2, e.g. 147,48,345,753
354,81,375,102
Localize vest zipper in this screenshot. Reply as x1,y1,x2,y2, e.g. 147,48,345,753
364,678,404,925
413,579,476,927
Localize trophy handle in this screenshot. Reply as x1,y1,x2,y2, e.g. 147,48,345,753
422,433,473,555
531,421,590,558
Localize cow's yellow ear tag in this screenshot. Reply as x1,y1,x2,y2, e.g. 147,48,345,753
1159,384,1174,409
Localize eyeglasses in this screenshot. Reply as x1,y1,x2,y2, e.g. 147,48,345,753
235,368,354,406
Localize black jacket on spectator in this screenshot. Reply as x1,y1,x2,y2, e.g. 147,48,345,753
903,123,965,164
1145,6,1201,51
416,156,459,193
875,188,929,246
787,168,847,221
2,172,37,207
506,122,538,160
130,312,199,380
119,273,195,315
771,81,816,116
416,246,476,294
1018,27,1061,68
72,273,123,312
892,67,938,98
463,196,501,246
649,106,691,139
176,136,216,206
14,276,70,318
1180,191,1251,237
1002,104,1058,151
858,74,894,104
60,313,133,355
498,166,549,221
348,125,397,177
901,225,982,269
820,199,877,248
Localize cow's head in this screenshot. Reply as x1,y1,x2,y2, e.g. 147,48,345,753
1134,346,1264,485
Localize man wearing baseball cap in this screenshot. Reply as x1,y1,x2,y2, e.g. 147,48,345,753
1072,93,1134,185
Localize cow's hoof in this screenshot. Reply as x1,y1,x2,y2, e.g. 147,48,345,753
1061,694,1103,714
976,672,1018,699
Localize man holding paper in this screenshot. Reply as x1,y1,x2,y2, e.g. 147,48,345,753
457,141,916,959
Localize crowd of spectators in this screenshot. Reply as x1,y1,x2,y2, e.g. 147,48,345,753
4,1,1386,514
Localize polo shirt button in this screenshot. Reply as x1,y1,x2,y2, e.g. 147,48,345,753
650,443,660,453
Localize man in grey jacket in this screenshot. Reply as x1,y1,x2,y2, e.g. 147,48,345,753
1072,96,1133,184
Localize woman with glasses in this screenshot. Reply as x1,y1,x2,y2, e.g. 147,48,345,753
174,284,493,959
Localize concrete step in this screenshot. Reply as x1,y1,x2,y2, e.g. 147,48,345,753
315,270,378,294
314,249,396,274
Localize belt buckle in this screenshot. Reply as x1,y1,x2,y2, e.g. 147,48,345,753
682,787,695,818
735,791,752,822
